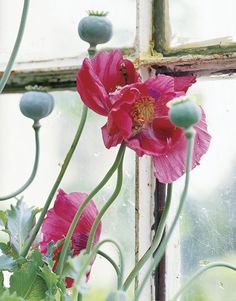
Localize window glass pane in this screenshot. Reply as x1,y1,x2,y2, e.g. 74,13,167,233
169,0,236,47
167,78,236,300
0,0,136,67
0,91,135,300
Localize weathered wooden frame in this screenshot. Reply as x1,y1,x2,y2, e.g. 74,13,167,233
1,1,236,301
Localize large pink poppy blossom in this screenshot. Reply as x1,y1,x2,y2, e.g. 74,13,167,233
40,189,101,287
76,50,211,183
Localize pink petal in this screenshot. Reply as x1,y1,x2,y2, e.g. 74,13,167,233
91,50,124,92
76,59,111,116
109,110,133,139
127,117,183,157
102,123,124,148
40,189,101,255
146,75,174,96
145,75,196,115
91,49,140,91
153,109,211,183
127,125,169,157
153,135,187,183
174,76,196,92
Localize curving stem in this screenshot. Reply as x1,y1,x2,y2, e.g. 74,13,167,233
0,0,30,93
0,121,40,201
20,104,88,258
86,157,125,288
171,262,236,301
97,250,121,288
71,239,125,301
55,142,126,277
85,151,125,255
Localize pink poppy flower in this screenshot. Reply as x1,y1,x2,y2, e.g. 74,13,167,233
76,49,140,116
40,189,101,287
76,50,211,183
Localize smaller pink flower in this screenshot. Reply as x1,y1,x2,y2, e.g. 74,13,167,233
40,189,101,287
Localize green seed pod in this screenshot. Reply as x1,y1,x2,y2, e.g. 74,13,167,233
105,290,128,301
169,99,201,129
78,11,113,46
20,91,54,122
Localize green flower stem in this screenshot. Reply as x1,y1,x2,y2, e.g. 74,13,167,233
134,127,195,301
71,239,125,301
20,105,88,258
0,122,40,201
88,45,97,58
97,250,121,288
86,152,125,254
0,0,30,93
85,153,125,288
77,293,83,301
123,183,173,291
171,262,236,301
55,142,126,277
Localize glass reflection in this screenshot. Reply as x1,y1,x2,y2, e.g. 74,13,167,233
167,78,236,301
169,0,236,47
0,91,135,300
0,0,136,65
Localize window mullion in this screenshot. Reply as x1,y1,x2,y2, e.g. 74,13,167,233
154,180,167,301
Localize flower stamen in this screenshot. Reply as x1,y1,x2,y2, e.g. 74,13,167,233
131,96,156,131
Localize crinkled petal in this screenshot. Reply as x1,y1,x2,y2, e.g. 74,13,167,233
91,49,140,92
146,75,174,97
108,110,133,139
127,116,183,157
146,75,196,115
153,110,211,183
77,50,140,116
53,189,86,222
146,74,195,96
77,59,111,116
102,123,124,148
127,124,169,157
174,76,196,92
40,189,101,258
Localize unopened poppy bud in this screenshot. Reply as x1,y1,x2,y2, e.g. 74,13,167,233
20,91,54,123
105,290,128,301
169,98,201,129
78,11,113,47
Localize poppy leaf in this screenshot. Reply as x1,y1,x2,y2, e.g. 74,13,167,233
0,254,16,271
0,290,25,301
9,260,47,300
6,200,40,254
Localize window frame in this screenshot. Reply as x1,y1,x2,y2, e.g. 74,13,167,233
1,1,236,301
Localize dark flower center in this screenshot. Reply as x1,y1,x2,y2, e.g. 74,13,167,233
119,63,129,84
